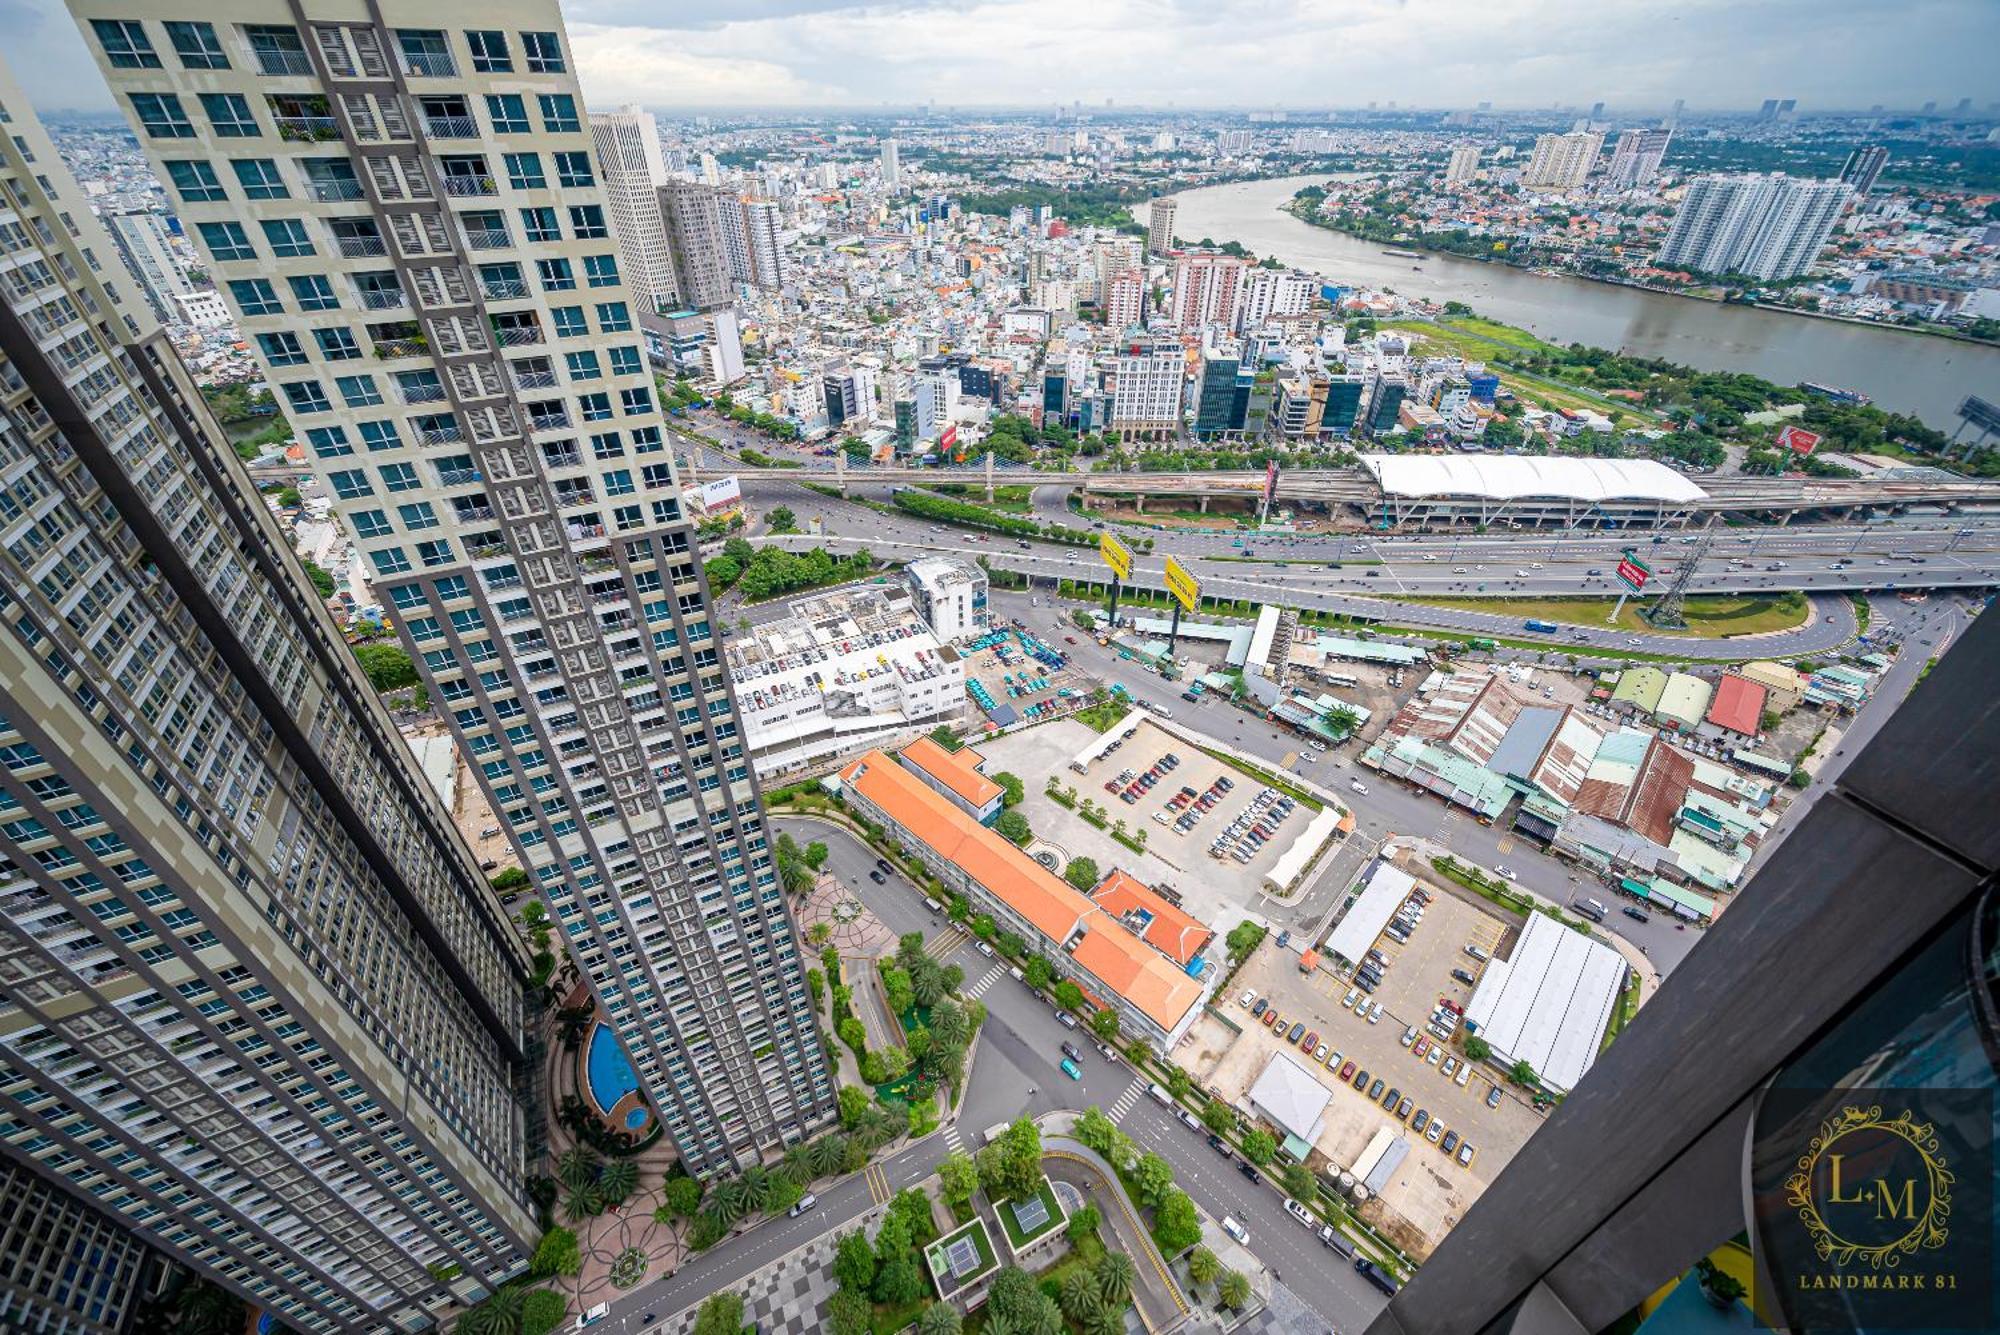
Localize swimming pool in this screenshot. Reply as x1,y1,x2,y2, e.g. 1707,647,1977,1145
584,1023,640,1116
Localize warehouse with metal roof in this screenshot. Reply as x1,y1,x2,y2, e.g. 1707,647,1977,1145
1463,913,1628,1094
1359,455,1708,529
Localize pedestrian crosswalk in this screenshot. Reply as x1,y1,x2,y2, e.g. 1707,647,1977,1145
964,963,1005,999
1107,1075,1147,1121
923,925,971,960
939,1122,965,1155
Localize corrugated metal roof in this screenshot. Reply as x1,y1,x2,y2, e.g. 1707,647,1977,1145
1463,913,1626,1094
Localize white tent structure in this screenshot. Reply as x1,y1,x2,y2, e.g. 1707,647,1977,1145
1323,862,1414,966
1247,1053,1332,1143
1464,913,1626,1093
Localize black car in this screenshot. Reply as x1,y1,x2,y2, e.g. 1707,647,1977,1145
1354,1258,1401,1295
1622,906,1651,923
867,870,886,884
1207,1133,1230,1156
1451,968,1477,986
1060,1041,1082,1061
1238,1162,1261,1184
875,858,893,874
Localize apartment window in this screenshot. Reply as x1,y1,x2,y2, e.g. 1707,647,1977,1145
315,327,360,360
418,539,455,567
578,392,612,422
564,350,602,380
372,547,413,576
358,420,400,450
596,301,631,333
603,469,635,497
231,158,288,200
260,219,314,257
503,152,545,190
569,205,607,239
199,93,260,138
335,374,383,407
351,508,391,537
522,30,565,73
590,431,625,459
553,151,594,187
197,221,254,261
164,159,224,201
584,254,620,288
282,381,331,414
228,278,281,315
609,346,642,377
287,274,338,311
465,30,511,73
550,306,586,338
537,93,579,133
165,21,228,69
130,93,194,139
520,207,560,242
328,469,372,499
621,386,653,416
398,502,440,531
633,425,663,452
305,426,352,457
380,462,421,492
91,19,161,69
536,257,574,291
256,332,306,366
395,29,455,77
485,94,528,135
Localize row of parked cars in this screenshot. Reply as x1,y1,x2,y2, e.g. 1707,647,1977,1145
1157,772,1232,833
1335,1056,1480,1171
1105,750,1183,804
1208,786,1296,863
1278,1198,1401,1294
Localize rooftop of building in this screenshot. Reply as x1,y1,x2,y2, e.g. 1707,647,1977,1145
897,734,1005,809
1090,870,1214,967
1359,454,1709,504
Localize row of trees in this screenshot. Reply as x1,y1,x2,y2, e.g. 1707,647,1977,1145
1068,1108,1203,1253
704,541,874,601
824,1188,961,1334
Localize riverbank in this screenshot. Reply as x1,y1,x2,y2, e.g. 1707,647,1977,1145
1284,198,2000,354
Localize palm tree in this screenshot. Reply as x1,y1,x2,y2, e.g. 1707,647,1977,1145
1095,1252,1137,1309
457,1285,525,1335
1187,1245,1221,1289
556,1146,600,1193
560,1184,601,1223
916,1302,963,1335
981,1313,1020,1335
807,1134,846,1178
1060,1269,1105,1324
598,1157,638,1205
780,1144,813,1184
739,1165,773,1212
1219,1270,1251,1311
705,1177,753,1230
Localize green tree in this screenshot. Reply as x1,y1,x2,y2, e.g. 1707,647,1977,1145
767,505,797,532
1053,980,1084,1012
993,771,1026,807
1219,1270,1251,1310
458,1285,526,1335
520,1288,567,1335
804,840,830,869
1073,1107,1118,1155
1201,1099,1234,1134
1154,1189,1202,1254
1061,1269,1106,1325
1067,1203,1101,1244
1187,1245,1221,1289
838,1085,871,1128
691,1293,745,1335
1240,1129,1276,1165
872,1214,924,1304
529,1226,579,1277
1064,856,1100,891
994,810,1033,846
1024,957,1054,989
664,1175,703,1218
352,642,418,691
1463,1035,1492,1062
1281,1163,1316,1203
939,1150,979,1208
832,1229,876,1293
1510,1059,1540,1087
827,1289,872,1335
1096,1252,1137,1309
1224,921,1266,960
1090,1007,1120,1041
598,1157,638,1205
299,556,336,597
917,1302,962,1335
1131,1152,1174,1209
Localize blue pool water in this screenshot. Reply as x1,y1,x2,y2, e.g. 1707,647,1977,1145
625,1107,648,1130
585,1023,640,1116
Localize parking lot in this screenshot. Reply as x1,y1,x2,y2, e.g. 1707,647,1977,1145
1345,884,1514,1036
958,625,1094,727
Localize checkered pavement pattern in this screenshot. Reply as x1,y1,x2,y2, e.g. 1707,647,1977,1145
656,1204,887,1335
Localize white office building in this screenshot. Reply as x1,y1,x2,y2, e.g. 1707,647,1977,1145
905,556,989,642
1110,335,1185,438
171,286,233,328
1654,173,1854,280
742,197,787,290
1236,267,1317,332
590,104,679,313
1148,196,1177,254
880,137,900,192
1444,144,1481,184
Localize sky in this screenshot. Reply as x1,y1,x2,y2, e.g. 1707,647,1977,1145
6,0,1997,117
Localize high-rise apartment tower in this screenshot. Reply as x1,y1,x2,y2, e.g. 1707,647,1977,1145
70,0,835,1181
1524,130,1604,189
1654,173,1853,280
1838,144,1890,195
589,104,678,314
1444,144,1481,184
1147,196,1176,254
1606,127,1672,188
0,48,540,1332
879,137,899,193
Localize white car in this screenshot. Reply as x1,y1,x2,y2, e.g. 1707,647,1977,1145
1426,1119,1446,1144
1367,1002,1383,1024
1495,866,1516,881
1222,1216,1250,1244
1341,988,1358,1009
1283,1197,1315,1226
1307,739,1327,752
1239,989,1257,1009
1350,779,1369,795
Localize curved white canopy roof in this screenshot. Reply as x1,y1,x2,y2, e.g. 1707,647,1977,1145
1361,455,1709,504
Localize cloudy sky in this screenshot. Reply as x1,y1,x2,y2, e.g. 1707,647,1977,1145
6,0,1995,116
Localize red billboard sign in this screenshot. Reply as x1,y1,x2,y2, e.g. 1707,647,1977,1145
1776,424,1822,456
1261,460,1280,509
940,423,958,453
1615,556,1651,593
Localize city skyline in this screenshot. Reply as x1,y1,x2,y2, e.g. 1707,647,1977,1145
4,0,1997,116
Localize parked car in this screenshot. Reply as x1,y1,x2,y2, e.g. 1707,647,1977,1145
1487,1085,1504,1109
1367,1078,1385,1100
1238,1162,1262,1184
1287,1021,1307,1044
1457,1141,1477,1168
1222,1216,1250,1244
1318,1224,1356,1258
1451,968,1477,986
1056,1011,1078,1030
1207,1133,1230,1156
1427,1119,1445,1144
1623,906,1651,922
1411,1109,1430,1134
788,1192,818,1217
1441,1129,1461,1154
1282,1198,1314,1226
1239,989,1257,1009
1059,1057,1081,1080
1060,1041,1082,1061
1352,1067,1369,1090
1301,1030,1319,1052
1355,1259,1401,1295
1250,997,1268,1017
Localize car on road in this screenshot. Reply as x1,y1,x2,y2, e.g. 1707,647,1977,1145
1207,1133,1230,1156
1487,1085,1504,1109
1349,779,1369,795
1056,1010,1078,1029
1282,1197,1315,1226
1495,865,1516,881
1622,906,1651,922
1355,1258,1401,1295
1058,1057,1082,1080
787,1192,818,1217
1307,739,1327,752
1064,636,1077,644
1238,1162,1262,1184
875,857,894,874
1221,1216,1250,1244
1060,1041,1082,1061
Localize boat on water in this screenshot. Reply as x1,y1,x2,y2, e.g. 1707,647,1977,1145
1800,381,1873,407
1381,248,1424,259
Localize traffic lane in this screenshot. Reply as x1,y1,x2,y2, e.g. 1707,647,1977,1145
1119,1101,1389,1331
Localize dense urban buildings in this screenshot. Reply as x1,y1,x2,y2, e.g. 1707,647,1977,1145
1654,172,1854,279
0,50,540,1331
68,0,835,1191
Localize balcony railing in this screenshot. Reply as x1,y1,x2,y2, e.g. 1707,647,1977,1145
335,235,387,258
463,228,510,250
468,540,509,559
442,176,496,197
275,116,340,142
528,411,572,432
421,426,466,447
541,451,581,469
358,288,408,310
400,384,447,404
402,51,457,77
309,179,364,202
456,503,496,522
512,370,558,390
480,278,528,300
485,574,526,592
253,48,315,76
493,326,542,347
372,337,427,359
422,115,478,138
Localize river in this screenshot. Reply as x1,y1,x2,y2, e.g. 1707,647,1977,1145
1167,174,1999,431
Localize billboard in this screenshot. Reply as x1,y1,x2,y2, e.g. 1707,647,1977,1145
1098,532,1134,582
1162,555,1201,613
940,422,958,453
1615,551,1652,593
1776,424,1822,456
1261,460,1280,510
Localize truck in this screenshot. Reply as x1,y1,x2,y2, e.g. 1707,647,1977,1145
1465,638,1498,652
1522,619,1560,634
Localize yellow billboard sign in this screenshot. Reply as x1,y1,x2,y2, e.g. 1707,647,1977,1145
1163,555,1201,613
1098,532,1134,582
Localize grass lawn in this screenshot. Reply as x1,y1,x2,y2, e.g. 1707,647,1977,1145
925,483,1036,514
1400,593,1809,638
1381,320,1629,417
1601,971,1643,1052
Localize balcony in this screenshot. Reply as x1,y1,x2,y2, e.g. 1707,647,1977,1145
467,540,509,559
512,369,558,390
253,48,316,77
480,278,528,300
528,411,572,433
335,234,387,258
372,337,427,359
402,51,457,78
456,502,496,522
423,115,478,139
485,573,525,592
310,179,365,202
275,116,340,143
358,288,408,311
443,176,496,198
400,384,447,405
421,426,467,447
493,325,542,347
463,228,510,251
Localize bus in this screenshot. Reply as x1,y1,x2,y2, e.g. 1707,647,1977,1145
1319,671,1360,689
1522,619,1560,634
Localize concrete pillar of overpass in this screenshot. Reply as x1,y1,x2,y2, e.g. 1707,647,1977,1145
1134,495,1146,514
1199,495,1209,514
984,451,995,503
1778,508,1794,528
834,448,849,497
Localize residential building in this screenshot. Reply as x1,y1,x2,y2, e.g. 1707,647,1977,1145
589,105,677,314
742,197,787,290
913,366,959,445
724,584,964,777
905,556,988,642
640,306,742,386
1605,127,1672,188
1838,144,1889,194
1655,173,1854,280
1090,236,1142,305
74,2,834,1179
1147,196,1176,254
1444,144,1481,184
1110,335,1184,438
104,209,192,323
1169,248,1245,331
879,137,900,193
717,191,754,285
821,359,878,429
171,286,233,328
1364,372,1408,436
1234,265,1314,332
659,179,737,311
1523,131,1603,189
1103,268,1145,330
0,1162,172,1334
0,47,540,1329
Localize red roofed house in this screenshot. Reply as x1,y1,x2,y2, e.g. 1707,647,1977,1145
896,735,1005,825
1705,673,1767,739
1091,870,1214,969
